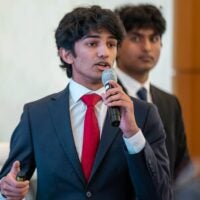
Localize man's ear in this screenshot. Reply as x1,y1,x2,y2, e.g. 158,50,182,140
58,48,73,64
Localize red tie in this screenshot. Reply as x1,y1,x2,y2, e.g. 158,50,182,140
81,94,101,181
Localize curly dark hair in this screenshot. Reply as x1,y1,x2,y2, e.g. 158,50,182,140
114,4,166,36
55,5,125,78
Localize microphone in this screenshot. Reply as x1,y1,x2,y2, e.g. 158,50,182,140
102,69,121,127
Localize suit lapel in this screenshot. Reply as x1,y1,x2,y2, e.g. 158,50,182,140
150,85,166,127
150,85,160,107
90,113,120,181
48,86,85,185
150,85,158,104
150,85,163,112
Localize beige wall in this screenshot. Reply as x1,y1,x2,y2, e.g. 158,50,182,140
0,0,173,141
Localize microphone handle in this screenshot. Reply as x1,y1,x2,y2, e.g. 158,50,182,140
105,82,121,127
108,106,120,127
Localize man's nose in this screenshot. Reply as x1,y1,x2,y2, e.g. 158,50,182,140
97,45,109,58
142,39,152,51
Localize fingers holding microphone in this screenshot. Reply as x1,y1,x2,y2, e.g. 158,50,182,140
103,80,131,106
101,68,134,112
0,161,29,200
102,78,139,137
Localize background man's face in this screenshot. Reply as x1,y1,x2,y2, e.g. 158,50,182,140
117,28,162,76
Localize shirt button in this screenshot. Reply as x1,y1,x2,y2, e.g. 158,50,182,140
86,191,92,198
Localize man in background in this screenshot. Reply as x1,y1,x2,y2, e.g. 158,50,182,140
114,4,190,181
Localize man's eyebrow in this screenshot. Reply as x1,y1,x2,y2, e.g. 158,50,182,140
82,34,100,39
130,31,159,37
130,31,142,36
82,34,117,40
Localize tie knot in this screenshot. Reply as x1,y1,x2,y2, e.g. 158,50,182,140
137,87,147,101
81,94,102,107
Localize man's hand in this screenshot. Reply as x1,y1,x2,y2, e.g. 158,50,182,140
0,161,29,200
102,80,140,137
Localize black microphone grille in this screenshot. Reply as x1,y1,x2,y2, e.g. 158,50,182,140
102,68,117,86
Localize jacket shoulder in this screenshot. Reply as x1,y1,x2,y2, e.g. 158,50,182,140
150,85,181,106
25,87,68,107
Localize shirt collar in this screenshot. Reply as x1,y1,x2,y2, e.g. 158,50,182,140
69,79,105,104
115,66,150,97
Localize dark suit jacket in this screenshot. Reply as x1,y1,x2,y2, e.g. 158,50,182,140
150,85,190,179
0,85,171,200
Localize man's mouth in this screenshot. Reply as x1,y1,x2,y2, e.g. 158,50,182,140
95,62,111,70
139,55,154,62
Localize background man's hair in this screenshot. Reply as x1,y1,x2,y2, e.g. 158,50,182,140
115,4,166,36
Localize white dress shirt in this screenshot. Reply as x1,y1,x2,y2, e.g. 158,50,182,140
115,66,152,103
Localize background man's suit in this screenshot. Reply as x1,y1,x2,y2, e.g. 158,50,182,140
0,85,171,200
150,85,190,179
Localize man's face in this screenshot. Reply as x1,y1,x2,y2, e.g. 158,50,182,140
117,28,162,76
63,29,118,89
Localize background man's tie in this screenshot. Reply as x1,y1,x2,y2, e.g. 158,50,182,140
137,87,147,101
81,94,101,181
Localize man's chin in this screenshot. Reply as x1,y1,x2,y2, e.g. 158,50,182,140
139,64,155,72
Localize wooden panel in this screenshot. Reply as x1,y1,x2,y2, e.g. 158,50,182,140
173,0,200,71
173,74,200,157
173,0,200,158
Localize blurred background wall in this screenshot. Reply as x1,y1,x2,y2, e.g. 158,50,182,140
0,0,173,141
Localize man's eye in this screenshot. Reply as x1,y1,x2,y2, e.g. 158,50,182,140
151,36,160,43
108,42,117,48
87,42,97,47
131,36,140,42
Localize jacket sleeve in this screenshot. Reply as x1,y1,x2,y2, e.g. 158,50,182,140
0,104,35,180
125,104,172,200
